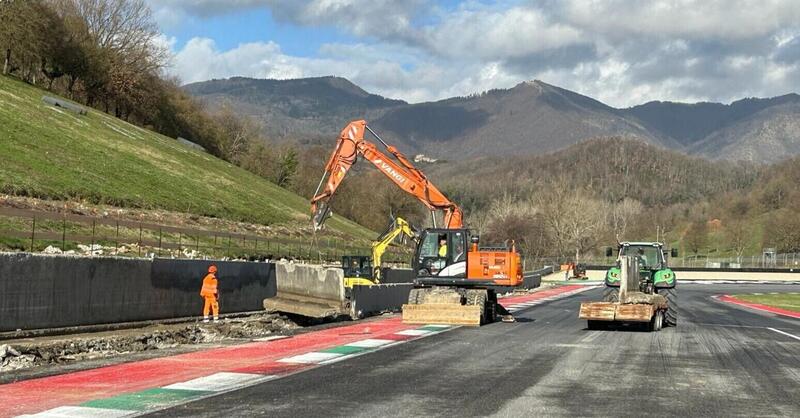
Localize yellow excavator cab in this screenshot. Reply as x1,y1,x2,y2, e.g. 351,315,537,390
342,216,417,288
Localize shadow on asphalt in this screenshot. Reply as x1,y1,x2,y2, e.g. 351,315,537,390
513,317,536,323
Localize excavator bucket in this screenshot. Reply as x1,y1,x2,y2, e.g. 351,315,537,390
402,287,485,326
402,304,483,326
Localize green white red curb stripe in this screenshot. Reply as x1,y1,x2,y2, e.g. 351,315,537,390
503,285,597,313
7,286,585,417
10,323,452,418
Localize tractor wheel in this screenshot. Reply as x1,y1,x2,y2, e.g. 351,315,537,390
603,287,619,302
649,310,663,332
659,288,678,326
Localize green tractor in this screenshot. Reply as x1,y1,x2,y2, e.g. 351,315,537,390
603,242,678,326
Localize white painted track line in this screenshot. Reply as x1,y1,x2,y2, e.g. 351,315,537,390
396,329,431,336
768,327,800,341
345,339,395,348
18,406,135,417
278,352,344,364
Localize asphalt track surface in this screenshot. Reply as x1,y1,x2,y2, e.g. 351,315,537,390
149,284,800,417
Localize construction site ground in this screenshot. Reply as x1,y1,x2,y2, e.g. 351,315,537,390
149,283,799,418
2,283,798,417
0,281,564,383
0,313,303,382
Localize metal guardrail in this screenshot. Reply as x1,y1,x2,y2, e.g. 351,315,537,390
584,264,800,273
527,254,800,270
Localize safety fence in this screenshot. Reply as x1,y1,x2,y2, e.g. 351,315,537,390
0,253,277,332
528,253,800,270
0,207,411,264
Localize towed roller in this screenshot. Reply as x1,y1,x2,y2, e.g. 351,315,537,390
579,255,671,331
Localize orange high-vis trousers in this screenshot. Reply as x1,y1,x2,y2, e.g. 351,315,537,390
203,296,219,318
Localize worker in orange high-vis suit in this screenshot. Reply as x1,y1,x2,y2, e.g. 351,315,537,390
200,265,219,323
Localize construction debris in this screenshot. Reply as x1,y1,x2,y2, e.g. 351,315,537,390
0,313,298,373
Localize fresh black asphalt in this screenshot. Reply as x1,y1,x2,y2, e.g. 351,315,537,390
149,284,800,417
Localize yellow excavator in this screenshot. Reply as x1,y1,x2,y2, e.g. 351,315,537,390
343,216,418,287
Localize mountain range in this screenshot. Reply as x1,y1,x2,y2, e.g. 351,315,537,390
185,76,800,163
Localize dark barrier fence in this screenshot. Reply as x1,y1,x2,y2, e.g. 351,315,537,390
381,267,415,284
0,253,276,332
351,283,413,317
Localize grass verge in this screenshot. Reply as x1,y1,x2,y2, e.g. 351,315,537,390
734,293,800,313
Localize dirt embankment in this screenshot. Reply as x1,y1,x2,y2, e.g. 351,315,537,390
0,313,298,373
0,194,355,241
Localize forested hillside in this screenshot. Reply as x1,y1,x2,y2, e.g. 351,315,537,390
187,76,800,163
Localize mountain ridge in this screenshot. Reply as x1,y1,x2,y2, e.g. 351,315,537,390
185,76,800,163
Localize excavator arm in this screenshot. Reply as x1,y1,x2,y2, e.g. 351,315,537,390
372,216,418,281
311,120,463,230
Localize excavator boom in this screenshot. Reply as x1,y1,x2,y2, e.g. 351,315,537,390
311,120,462,230
311,120,522,327
372,216,417,281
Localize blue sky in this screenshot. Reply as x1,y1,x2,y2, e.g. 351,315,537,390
163,9,355,58
150,1,800,107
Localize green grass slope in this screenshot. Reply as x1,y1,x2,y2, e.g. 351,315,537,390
0,75,371,239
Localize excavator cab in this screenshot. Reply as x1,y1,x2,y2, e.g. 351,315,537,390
414,229,469,278
341,255,374,287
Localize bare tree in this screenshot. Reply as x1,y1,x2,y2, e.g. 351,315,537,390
685,220,708,254
725,220,751,262
764,210,800,253
0,0,54,79
536,180,608,262
213,103,257,163
73,0,167,73
607,198,643,241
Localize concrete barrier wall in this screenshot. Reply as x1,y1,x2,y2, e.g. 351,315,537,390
0,253,275,332
274,263,344,301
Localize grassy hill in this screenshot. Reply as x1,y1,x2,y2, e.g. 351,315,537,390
0,75,372,240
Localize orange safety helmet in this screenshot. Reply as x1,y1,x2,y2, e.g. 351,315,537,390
208,265,218,274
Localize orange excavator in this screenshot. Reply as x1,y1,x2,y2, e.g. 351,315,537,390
312,120,523,325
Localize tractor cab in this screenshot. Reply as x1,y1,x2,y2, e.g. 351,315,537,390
341,255,374,287
605,242,677,290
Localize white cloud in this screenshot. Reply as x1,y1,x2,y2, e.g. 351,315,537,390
421,6,585,60
160,0,800,107
173,38,305,83
561,0,800,40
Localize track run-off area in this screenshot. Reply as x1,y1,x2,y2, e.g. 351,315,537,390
4,283,799,417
